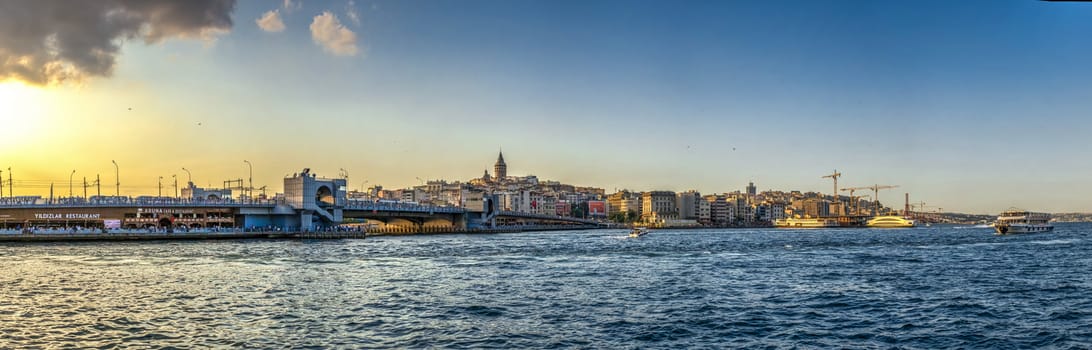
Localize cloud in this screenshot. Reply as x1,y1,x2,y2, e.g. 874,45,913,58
309,11,358,56
256,10,285,32
0,0,236,85
346,1,361,27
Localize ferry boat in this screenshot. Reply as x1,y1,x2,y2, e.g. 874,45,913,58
774,217,839,228
629,227,649,238
865,215,916,228
994,210,1053,235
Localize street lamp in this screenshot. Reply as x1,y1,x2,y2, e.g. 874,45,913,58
181,167,191,185
243,160,252,202
158,176,163,198
69,170,76,198
111,160,119,197
172,174,178,199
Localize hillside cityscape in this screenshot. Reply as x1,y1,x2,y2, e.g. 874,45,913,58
342,152,995,226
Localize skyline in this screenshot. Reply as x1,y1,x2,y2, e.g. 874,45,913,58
2,0,1092,214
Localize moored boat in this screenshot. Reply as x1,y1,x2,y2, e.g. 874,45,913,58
865,215,916,228
774,217,839,228
994,209,1052,235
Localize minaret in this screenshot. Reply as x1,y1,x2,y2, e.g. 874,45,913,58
494,151,507,181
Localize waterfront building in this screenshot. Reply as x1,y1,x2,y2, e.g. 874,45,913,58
463,190,485,211
347,190,371,200
801,198,831,218
556,201,572,217
496,190,548,214
747,182,757,198
377,188,400,201
400,189,426,203
704,194,728,226
530,191,546,215
607,190,640,217
698,199,711,225
677,190,701,220
620,197,641,218
727,195,750,224
641,191,678,222
767,202,787,221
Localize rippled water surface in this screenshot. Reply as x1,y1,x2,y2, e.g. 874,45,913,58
3,224,1092,348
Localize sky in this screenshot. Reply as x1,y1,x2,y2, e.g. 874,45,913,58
1,0,1091,214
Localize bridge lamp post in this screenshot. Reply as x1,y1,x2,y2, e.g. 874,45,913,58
158,176,163,198
111,160,119,197
181,167,191,184
69,170,76,198
243,160,252,202
172,174,178,199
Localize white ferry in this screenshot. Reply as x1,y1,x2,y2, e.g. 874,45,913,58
865,215,916,228
994,210,1053,235
629,227,649,238
774,217,839,228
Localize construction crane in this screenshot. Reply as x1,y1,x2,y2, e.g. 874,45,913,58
821,169,843,198
840,186,872,215
821,170,842,202
912,201,933,214
869,184,899,215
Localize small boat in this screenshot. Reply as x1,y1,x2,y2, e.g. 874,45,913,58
629,227,649,238
865,215,917,228
995,209,1053,235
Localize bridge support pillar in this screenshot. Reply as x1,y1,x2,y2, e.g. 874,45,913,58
300,211,313,231
455,214,467,230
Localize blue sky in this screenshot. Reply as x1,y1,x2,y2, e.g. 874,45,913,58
2,0,1091,213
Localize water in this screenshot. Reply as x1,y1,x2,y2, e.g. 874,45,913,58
3,224,1091,348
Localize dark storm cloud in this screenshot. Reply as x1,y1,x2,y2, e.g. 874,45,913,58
0,0,236,85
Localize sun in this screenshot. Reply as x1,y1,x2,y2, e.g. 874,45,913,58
0,81,48,148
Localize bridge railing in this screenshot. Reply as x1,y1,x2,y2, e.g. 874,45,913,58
0,196,279,208
344,200,466,213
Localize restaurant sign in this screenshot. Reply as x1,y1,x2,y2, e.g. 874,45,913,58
34,213,103,220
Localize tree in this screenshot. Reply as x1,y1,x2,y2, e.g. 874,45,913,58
571,201,589,218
